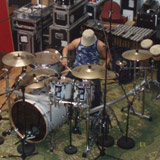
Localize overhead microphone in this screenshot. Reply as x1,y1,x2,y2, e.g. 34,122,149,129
13,73,26,88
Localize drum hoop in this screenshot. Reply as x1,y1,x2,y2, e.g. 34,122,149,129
10,99,49,143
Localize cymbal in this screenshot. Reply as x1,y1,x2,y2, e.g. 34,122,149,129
100,70,117,80
2,51,35,67
72,64,105,79
122,49,152,61
72,64,116,80
35,49,60,65
116,60,127,67
58,76,73,83
19,68,58,89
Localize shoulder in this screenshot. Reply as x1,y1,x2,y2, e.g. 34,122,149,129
71,38,81,48
97,40,106,51
97,40,106,47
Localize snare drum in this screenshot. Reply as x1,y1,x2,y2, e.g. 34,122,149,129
50,77,73,100
73,80,95,104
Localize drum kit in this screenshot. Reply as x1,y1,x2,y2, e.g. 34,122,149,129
0,50,117,158
0,41,159,158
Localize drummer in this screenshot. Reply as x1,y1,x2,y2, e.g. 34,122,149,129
61,29,110,108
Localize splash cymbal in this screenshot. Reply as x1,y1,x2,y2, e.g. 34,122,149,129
35,49,60,65
116,60,127,67
122,49,152,61
2,51,35,67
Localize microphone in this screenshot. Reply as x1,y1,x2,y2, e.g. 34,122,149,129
13,73,26,88
0,68,9,79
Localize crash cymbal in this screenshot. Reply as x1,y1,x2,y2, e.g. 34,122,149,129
35,49,60,65
122,49,152,61
2,51,35,67
19,68,58,89
72,64,105,79
116,60,127,67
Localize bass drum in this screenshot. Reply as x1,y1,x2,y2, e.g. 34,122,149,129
10,99,67,143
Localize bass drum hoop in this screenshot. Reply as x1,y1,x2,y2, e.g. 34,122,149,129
9,99,49,143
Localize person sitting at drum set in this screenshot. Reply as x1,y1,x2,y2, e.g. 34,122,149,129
61,29,110,108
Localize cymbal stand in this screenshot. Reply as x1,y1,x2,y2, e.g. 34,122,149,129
82,80,92,158
121,60,152,120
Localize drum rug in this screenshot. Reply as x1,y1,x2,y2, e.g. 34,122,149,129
0,79,160,160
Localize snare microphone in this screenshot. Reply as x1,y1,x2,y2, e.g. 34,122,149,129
13,73,26,88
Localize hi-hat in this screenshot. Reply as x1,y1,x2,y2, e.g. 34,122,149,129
19,68,58,89
35,49,60,65
122,49,152,61
2,51,35,67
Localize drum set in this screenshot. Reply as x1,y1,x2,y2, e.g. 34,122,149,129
0,41,160,158
0,49,117,157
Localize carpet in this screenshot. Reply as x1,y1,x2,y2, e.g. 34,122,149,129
0,77,160,160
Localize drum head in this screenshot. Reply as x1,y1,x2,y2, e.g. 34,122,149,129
10,100,47,143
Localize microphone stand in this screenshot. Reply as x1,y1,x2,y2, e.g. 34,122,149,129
64,82,77,154
16,86,37,160
95,1,115,159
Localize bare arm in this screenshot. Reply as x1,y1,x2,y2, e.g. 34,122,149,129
97,40,111,67
61,38,80,67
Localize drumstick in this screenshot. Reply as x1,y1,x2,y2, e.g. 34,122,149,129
59,59,72,72
66,66,72,72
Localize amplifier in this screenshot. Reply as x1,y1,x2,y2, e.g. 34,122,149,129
53,0,88,28
49,14,89,48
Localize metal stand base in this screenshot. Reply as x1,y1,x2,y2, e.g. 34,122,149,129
121,107,152,121
117,136,135,149
0,136,4,145
97,135,114,147
64,145,77,155
17,143,35,155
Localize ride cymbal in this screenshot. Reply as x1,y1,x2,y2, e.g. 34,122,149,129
35,49,60,65
2,51,35,67
122,49,152,61
72,64,105,79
